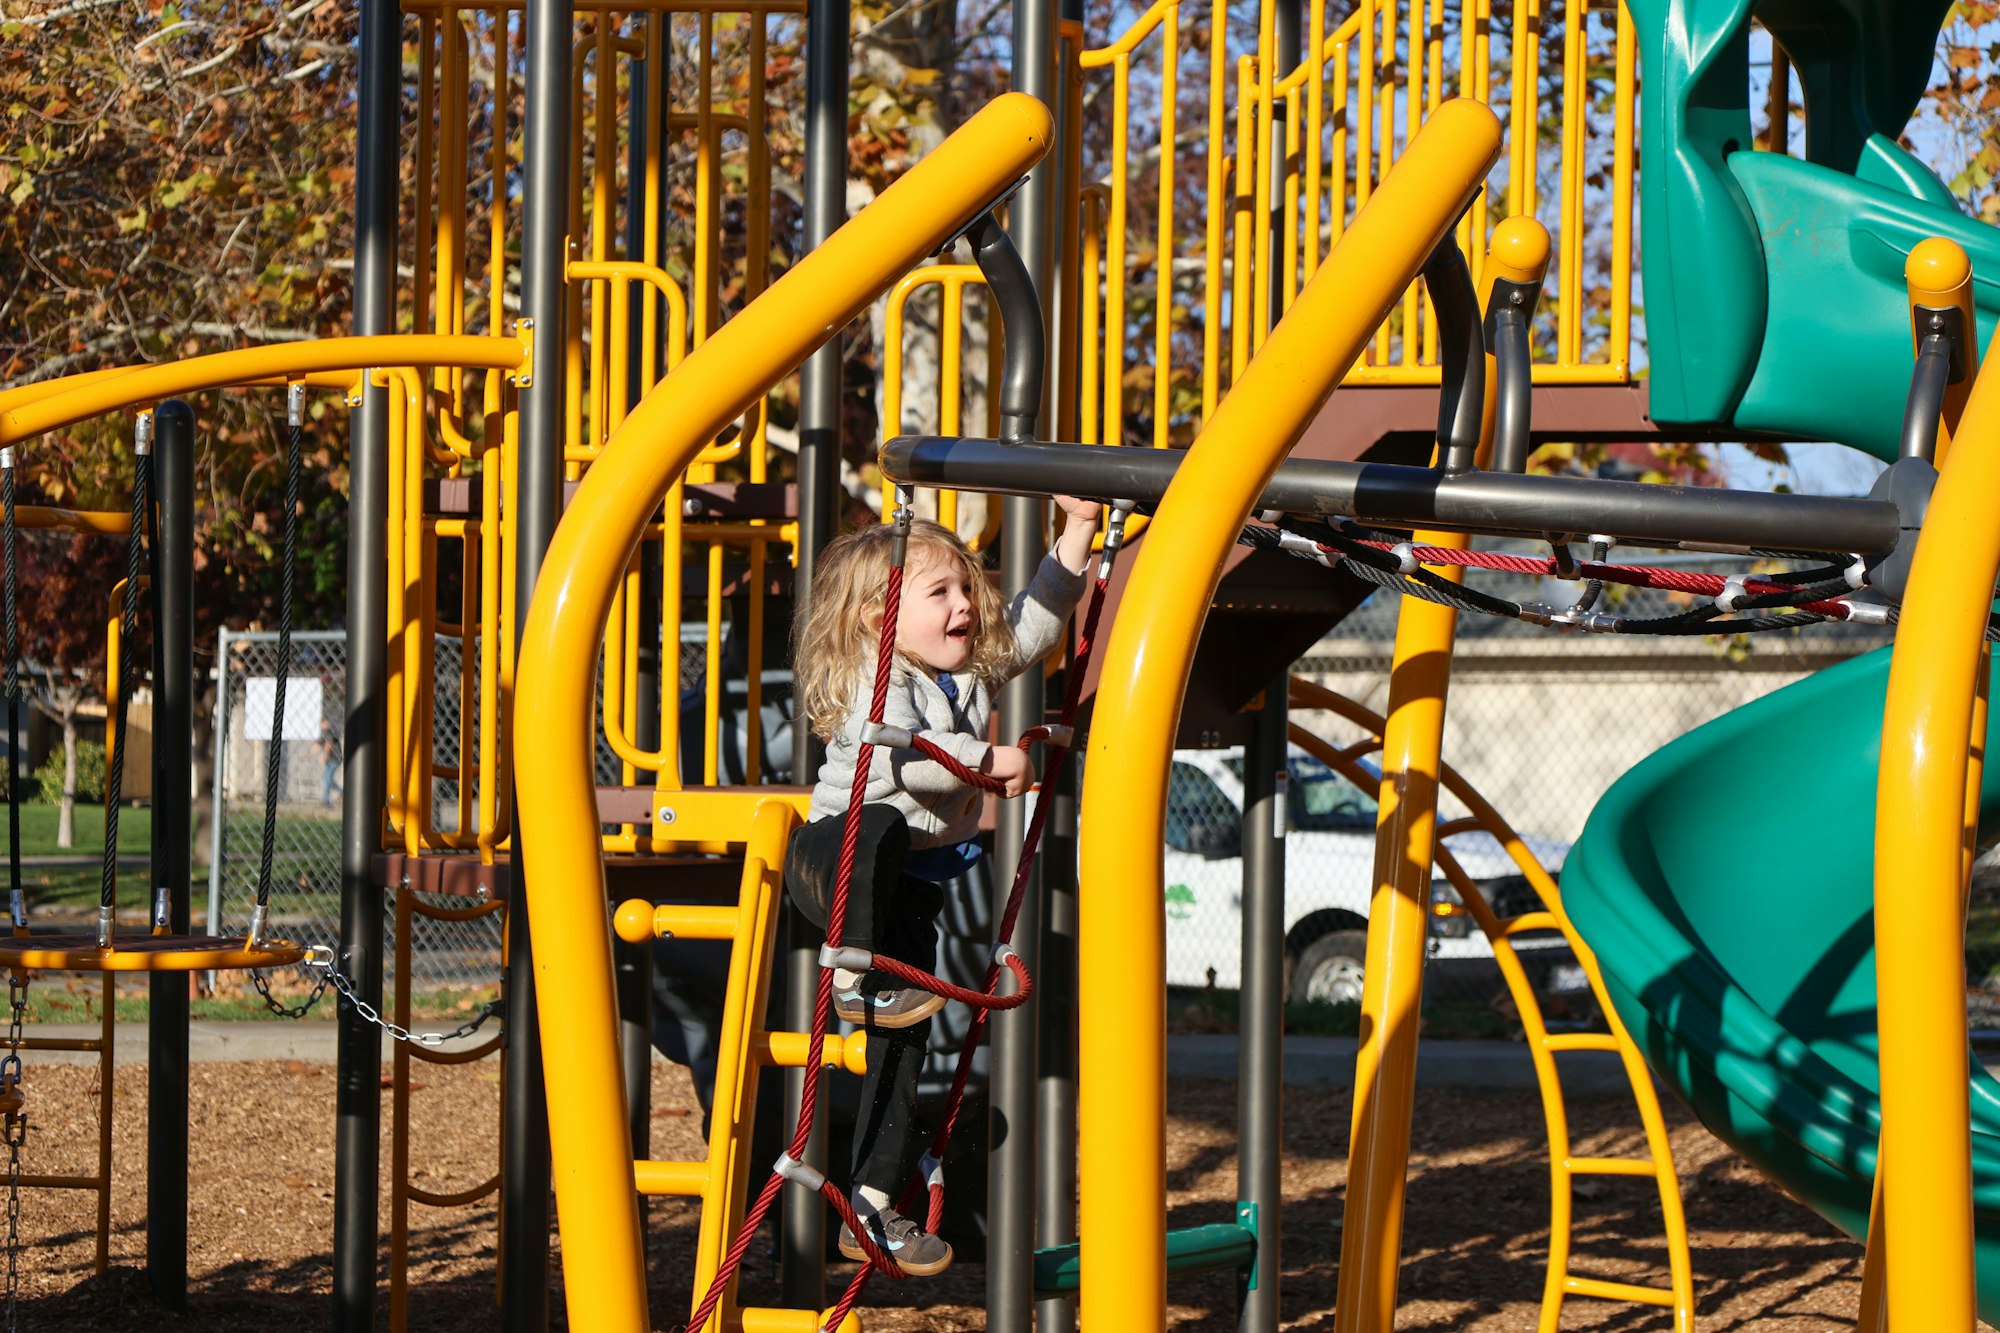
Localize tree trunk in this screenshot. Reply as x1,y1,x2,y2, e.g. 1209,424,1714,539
57,712,78,850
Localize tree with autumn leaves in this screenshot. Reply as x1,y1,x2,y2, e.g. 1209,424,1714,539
3,0,1999,834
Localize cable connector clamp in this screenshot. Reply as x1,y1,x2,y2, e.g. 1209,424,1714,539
819,945,875,972
1040,723,1075,749
860,721,914,749
154,888,172,931
7,891,21,932
992,942,1020,968
1713,577,1748,615
773,1152,828,1192
1841,601,1891,626
1389,542,1420,575
918,1153,945,1191
1845,554,1868,590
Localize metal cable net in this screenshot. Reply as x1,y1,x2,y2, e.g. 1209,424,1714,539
208,630,501,995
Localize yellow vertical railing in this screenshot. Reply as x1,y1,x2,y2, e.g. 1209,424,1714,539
1074,100,1498,1332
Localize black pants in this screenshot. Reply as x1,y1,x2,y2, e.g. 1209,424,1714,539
785,806,945,1197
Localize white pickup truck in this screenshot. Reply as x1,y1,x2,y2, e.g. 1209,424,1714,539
1163,747,1586,1009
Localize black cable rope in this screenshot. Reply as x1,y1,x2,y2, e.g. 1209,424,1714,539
100,447,150,914
3,453,18,915
1571,538,1609,614
254,403,304,913
252,390,332,1020
1239,520,1866,639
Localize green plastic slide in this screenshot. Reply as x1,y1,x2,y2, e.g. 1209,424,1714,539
1562,646,2000,1318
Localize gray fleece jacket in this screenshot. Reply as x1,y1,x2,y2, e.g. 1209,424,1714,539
807,551,1089,847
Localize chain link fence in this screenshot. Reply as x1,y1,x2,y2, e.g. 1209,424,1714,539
1170,541,1903,1015
205,629,506,997
208,627,722,995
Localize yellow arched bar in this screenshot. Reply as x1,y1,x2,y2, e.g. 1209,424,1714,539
0,335,525,447
1075,97,1500,1332
512,92,1053,1331
1870,272,2000,1332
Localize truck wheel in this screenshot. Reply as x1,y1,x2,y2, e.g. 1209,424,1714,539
1288,929,1369,1006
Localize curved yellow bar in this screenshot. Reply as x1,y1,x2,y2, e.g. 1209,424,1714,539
512,92,1053,1332
1074,97,1500,1332
16,506,128,537
0,335,525,447
1872,283,2000,1331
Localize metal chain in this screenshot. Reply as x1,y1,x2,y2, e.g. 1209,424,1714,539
250,964,333,1021
4,972,28,1333
302,947,503,1047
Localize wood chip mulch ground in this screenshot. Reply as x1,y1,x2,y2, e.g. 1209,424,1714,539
3,1057,1956,1330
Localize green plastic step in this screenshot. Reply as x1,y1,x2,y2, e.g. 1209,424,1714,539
1032,1221,1257,1297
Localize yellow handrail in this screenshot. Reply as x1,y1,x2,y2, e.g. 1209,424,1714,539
1074,97,1499,1331
512,91,1053,1331
1866,272,2000,1331
0,335,526,448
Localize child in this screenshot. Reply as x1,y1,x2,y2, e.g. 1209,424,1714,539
786,496,1101,1275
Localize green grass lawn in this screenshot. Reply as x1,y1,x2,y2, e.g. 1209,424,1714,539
0,803,151,857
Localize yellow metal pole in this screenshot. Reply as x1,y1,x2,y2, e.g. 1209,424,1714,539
1870,296,2000,1333
1335,541,1463,1332
1075,98,1499,1333
511,93,1053,1330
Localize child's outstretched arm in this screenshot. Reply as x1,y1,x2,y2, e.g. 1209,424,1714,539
1051,494,1102,575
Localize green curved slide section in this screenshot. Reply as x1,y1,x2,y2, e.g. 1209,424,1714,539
1563,646,2000,1319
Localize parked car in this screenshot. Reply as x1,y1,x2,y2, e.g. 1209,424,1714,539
1163,747,1588,1009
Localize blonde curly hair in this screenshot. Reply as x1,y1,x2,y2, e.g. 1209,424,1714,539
795,520,1016,742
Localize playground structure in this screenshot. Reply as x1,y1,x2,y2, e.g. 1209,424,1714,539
0,1,1998,1332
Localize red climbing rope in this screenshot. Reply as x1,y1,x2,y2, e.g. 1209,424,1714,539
687,504,1124,1333
821,537,1119,1333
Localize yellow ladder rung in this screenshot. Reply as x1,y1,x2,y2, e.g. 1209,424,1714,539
1562,1274,1677,1306
1565,1155,1657,1178
648,904,741,941
5,1036,104,1052
633,1158,710,1197
760,1030,868,1074
1498,912,1559,937
1542,1032,1620,1054
738,1306,862,1333
17,1173,105,1191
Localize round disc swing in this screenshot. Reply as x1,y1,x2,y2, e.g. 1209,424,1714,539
0,401,307,976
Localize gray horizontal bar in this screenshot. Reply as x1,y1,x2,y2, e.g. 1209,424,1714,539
880,436,1903,557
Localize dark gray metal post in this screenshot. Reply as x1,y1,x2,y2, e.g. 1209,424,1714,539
993,0,1058,1321
146,400,195,1313
1034,5,1084,1328
780,0,848,1308
1238,685,1287,1333
504,0,572,1322
1235,6,1299,1321
620,21,658,1159
1035,757,1081,1333
334,2,399,1324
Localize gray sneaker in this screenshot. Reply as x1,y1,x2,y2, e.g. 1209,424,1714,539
839,1206,954,1276
833,977,946,1030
